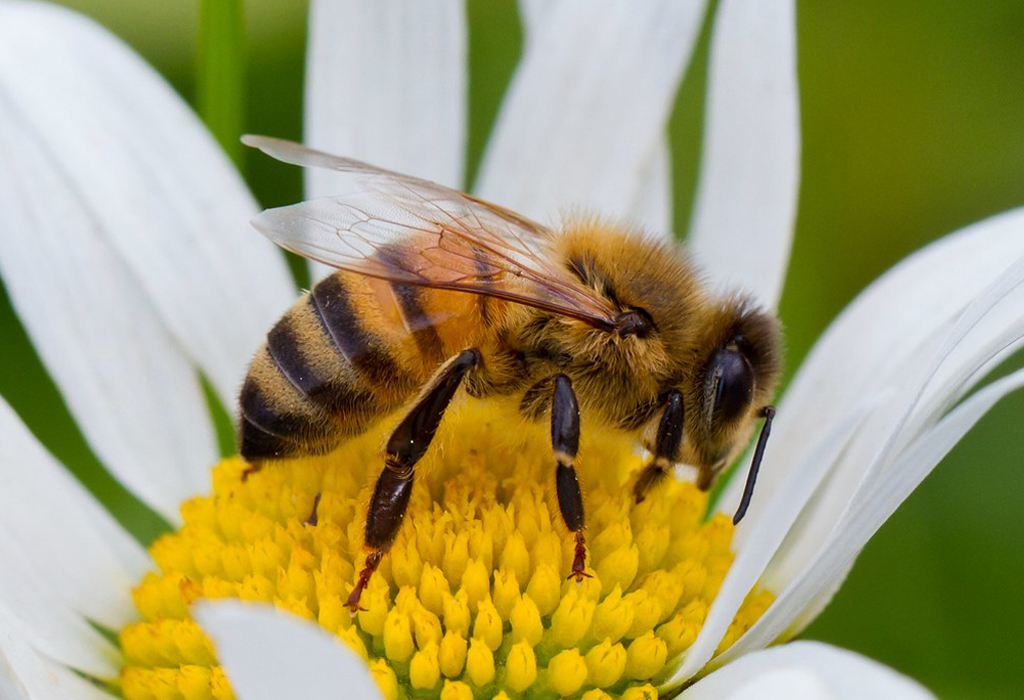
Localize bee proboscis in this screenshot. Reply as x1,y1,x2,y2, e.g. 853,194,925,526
239,136,781,611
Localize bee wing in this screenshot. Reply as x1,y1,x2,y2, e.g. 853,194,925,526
245,136,619,328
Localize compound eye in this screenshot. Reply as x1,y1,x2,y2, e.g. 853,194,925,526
709,349,754,423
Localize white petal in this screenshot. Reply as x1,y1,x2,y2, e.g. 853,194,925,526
719,209,1024,528
707,212,1024,662
686,0,800,309
475,0,706,231
716,213,1024,612
0,536,119,677
718,365,1024,665
777,561,851,644
304,0,467,281
630,138,674,236
0,110,214,522
0,2,296,408
671,398,876,682
0,397,148,629
745,335,942,594
517,0,552,37
514,0,674,236
885,255,1024,464
692,668,838,700
194,601,382,700
801,255,1024,568
305,0,466,192
0,609,114,700
682,642,934,700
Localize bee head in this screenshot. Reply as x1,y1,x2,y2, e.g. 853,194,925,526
684,299,781,488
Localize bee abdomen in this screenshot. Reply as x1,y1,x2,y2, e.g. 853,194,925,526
310,273,408,389
239,273,413,462
264,309,377,414
238,370,326,460
239,339,361,461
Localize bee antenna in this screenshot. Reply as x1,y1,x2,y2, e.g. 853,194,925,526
733,405,776,525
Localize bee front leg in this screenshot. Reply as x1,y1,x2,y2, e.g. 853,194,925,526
551,375,591,582
346,349,481,612
633,391,684,503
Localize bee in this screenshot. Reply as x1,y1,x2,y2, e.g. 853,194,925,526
239,136,780,611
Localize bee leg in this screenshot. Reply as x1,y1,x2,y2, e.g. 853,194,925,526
633,391,684,503
346,349,481,612
551,375,591,582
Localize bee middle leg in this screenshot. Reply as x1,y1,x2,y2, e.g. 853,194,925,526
633,390,684,503
550,374,591,582
346,349,481,612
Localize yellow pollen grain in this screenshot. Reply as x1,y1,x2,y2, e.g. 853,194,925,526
118,413,773,699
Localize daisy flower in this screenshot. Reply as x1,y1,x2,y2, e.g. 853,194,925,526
1,1,1021,699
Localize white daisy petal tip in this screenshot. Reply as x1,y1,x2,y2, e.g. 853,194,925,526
304,0,467,202
476,0,707,228
680,641,936,700
687,0,800,309
0,0,295,410
193,601,383,700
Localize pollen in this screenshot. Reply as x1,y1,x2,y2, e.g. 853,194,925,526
118,411,772,699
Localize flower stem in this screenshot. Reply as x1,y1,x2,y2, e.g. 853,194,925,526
197,0,246,167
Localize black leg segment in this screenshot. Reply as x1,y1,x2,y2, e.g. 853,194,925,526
556,464,584,531
364,469,415,549
385,349,481,471
551,375,580,462
634,391,684,503
347,349,480,611
551,375,590,581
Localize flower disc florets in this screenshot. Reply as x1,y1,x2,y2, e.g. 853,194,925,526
119,408,772,699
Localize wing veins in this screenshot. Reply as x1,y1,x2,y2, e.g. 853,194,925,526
247,136,620,327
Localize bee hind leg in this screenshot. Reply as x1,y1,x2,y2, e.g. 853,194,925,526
551,375,591,582
346,349,481,612
633,391,684,503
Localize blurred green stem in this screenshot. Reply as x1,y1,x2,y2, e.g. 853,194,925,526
197,0,246,166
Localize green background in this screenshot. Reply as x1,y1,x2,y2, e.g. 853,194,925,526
1,1,1023,697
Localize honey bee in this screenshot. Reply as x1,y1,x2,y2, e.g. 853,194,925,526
239,135,781,611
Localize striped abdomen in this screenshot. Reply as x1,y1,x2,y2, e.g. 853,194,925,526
238,270,484,461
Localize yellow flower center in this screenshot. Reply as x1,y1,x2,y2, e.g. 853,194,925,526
118,408,772,699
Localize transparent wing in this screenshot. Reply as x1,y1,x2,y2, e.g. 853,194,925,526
244,136,619,328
